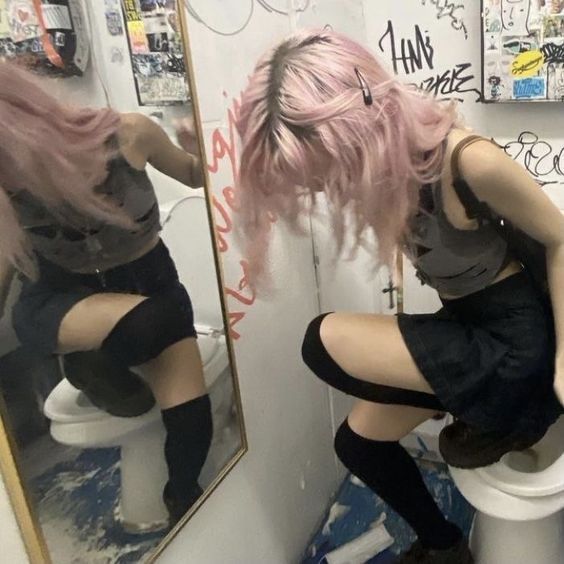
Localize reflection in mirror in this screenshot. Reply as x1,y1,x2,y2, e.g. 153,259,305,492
0,1,245,562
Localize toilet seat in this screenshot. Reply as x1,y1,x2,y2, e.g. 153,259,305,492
476,417,564,498
44,331,228,425
450,466,564,522
476,455,564,498
449,416,564,522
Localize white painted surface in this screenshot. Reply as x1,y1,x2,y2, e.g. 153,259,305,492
158,3,354,562
0,474,28,563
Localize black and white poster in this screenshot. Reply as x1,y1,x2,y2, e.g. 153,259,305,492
122,0,189,106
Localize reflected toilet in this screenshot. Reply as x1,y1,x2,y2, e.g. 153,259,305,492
43,193,232,531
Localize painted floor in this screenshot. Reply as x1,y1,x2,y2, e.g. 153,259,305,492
25,415,241,563
31,447,168,564
302,460,475,564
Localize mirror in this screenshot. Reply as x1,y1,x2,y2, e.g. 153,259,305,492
0,1,246,562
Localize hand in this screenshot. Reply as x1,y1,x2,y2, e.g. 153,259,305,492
174,116,200,157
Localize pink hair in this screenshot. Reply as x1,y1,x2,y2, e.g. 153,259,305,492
236,29,457,287
0,62,129,279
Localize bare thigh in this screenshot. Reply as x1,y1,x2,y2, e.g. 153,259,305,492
320,312,434,394
348,400,438,441
57,293,147,353
320,312,440,441
141,338,205,409
57,293,206,409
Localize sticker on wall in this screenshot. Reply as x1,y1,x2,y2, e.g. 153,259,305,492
105,0,123,36
482,0,564,102
122,0,149,53
512,49,546,76
121,0,189,106
0,0,89,77
513,75,547,98
7,0,40,43
0,0,10,39
110,45,125,64
41,3,72,29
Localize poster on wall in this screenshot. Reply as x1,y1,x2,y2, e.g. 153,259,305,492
482,0,564,102
121,0,189,106
0,0,89,76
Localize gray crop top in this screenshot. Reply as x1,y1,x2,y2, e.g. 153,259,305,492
404,182,509,298
9,156,161,273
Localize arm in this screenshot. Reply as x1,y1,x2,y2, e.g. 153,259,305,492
0,256,15,319
459,140,564,404
133,114,204,188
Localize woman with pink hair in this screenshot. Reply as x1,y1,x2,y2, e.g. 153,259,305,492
0,62,211,525
236,29,564,563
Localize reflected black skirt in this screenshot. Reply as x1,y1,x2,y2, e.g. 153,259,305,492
12,240,195,355
397,271,562,435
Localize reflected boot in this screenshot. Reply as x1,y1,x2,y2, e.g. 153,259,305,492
62,350,155,417
398,538,473,564
439,419,547,469
161,395,213,525
163,482,203,526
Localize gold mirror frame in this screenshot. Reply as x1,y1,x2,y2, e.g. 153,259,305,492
0,4,248,562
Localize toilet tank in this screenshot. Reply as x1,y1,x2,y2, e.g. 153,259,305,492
160,192,224,332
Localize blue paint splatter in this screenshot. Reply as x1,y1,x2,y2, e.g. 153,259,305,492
31,448,168,562
301,460,474,563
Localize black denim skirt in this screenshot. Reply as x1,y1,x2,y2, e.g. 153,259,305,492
12,240,195,355
398,271,562,435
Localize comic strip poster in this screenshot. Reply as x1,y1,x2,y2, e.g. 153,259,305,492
483,0,564,101
121,0,189,106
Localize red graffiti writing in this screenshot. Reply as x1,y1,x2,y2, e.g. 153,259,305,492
208,93,256,340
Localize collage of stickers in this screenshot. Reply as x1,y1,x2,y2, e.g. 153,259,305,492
120,0,189,106
0,0,88,76
483,0,564,102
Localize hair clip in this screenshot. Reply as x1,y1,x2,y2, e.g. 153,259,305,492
354,67,373,106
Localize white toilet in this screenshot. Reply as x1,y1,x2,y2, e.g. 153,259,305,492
43,193,232,532
449,416,564,564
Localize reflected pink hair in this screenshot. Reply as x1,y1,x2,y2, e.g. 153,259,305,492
0,62,128,279
236,29,457,287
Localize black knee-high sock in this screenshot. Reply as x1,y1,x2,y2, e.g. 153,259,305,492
335,419,462,550
161,395,213,505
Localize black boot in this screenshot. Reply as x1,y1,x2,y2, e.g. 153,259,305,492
398,538,473,563
62,350,155,417
439,419,546,469
163,482,203,526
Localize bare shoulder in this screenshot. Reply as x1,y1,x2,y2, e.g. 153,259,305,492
116,113,154,169
117,112,155,146
447,128,506,182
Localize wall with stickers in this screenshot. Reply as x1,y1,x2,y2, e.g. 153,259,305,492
359,0,564,319
482,0,564,102
121,0,190,106
0,0,89,76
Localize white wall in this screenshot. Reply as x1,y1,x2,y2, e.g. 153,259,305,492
0,474,28,563
158,2,350,562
